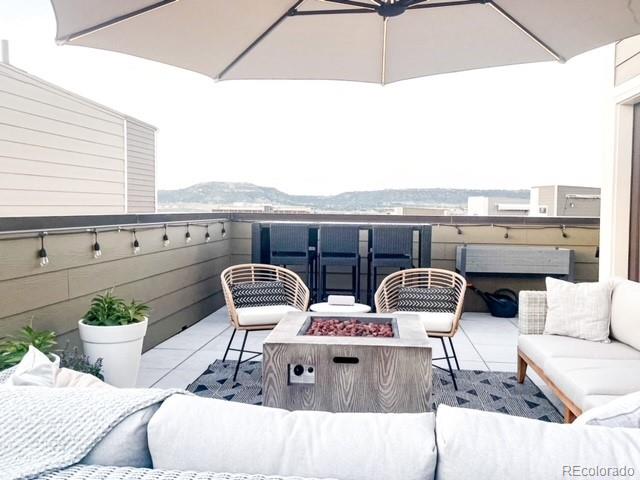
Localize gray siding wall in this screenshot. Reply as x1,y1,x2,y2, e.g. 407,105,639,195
0,222,232,351
616,35,640,86
0,63,126,215
556,186,601,217
126,119,156,213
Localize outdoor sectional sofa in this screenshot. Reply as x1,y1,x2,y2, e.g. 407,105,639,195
518,278,640,422
1,384,639,480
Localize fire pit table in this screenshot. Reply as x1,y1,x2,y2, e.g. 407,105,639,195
262,312,432,413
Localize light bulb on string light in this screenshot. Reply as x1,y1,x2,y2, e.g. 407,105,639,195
163,224,170,247
185,224,192,244
133,230,140,254
38,233,49,267
220,221,227,238
92,230,102,258
205,224,211,242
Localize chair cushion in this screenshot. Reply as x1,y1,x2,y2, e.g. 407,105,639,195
396,287,457,313
231,281,288,308
236,305,300,326
518,334,640,370
544,357,640,409
396,311,454,333
610,279,640,350
543,277,612,343
434,404,640,480
581,395,621,411
148,395,437,480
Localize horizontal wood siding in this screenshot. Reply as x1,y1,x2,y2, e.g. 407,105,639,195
126,119,156,213
616,36,640,86
0,222,233,351
0,63,126,216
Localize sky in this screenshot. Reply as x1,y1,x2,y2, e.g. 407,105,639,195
0,1,615,195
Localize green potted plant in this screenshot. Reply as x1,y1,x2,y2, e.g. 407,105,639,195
79,291,149,387
0,326,57,371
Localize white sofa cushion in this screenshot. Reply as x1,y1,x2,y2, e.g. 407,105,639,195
518,334,640,370
236,305,301,326
582,394,621,411
543,277,612,343
148,395,437,480
575,391,640,428
396,311,454,333
611,279,640,351
435,404,640,480
544,357,640,409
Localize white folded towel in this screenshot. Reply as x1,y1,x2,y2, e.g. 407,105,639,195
328,295,355,306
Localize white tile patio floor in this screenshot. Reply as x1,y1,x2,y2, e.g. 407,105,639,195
138,308,563,412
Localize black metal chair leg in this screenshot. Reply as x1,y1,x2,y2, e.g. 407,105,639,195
222,327,237,362
448,337,461,370
440,337,458,390
232,330,249,382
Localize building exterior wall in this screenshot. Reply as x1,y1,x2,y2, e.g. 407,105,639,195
531,186,556,216
0,219,232,351
126,118,156,213
602,38,640,279
555,186,601,217
0,62,156,216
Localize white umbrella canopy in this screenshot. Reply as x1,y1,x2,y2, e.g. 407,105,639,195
51,0,640,84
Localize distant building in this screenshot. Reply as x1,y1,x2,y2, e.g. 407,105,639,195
467,197,530,216
0,54,156,216
389,206,455,216
530,185,600,217
210,204,313,214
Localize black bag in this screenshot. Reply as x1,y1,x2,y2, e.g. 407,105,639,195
473,288,518,318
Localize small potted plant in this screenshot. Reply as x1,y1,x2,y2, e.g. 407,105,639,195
79,291,149,387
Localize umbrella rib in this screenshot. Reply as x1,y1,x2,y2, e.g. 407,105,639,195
486,0,565,63
381,18,388,85
407,0,484,10
57,0,178,44
217,0,305,80
319,0,378,9
291,9,376,15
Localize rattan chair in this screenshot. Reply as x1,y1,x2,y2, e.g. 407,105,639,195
375,268,467,389
221,263,310,380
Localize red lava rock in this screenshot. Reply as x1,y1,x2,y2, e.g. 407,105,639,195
305,318,393,338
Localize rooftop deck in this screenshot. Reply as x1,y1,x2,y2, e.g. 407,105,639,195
137,307,564,413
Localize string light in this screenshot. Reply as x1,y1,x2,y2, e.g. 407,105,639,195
456,226,462,235
92,230,102,258
561,225,568,238
38,233,49,267
185,224,192,244
132,230,140,254
162,224,170,247
504,227,509,239
204,225,211,242
220,221,227,238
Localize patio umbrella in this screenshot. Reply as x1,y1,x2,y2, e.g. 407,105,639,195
50,0,640,84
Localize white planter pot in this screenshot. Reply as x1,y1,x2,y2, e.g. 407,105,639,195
78,317,148,388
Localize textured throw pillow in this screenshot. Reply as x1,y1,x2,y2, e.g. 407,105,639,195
397,287,457,313
574,391,640,428
231,281,288,308
543,277,612,343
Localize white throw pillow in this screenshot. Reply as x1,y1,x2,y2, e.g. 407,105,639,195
543,277,612,342
435,405,640,480
575,391,640,428
148,395,437,480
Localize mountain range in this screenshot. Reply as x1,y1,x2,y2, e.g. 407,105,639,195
158,182,530,212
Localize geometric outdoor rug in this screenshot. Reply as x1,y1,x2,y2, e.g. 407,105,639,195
187,359,563,423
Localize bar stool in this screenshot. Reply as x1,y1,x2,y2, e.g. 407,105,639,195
368,226,414,306
318,225,361,301
269,224,314,291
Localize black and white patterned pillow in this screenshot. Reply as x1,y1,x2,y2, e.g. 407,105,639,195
396,287,458,313
231,281,288,308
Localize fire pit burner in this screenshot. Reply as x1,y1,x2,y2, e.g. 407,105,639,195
299,315,397,338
